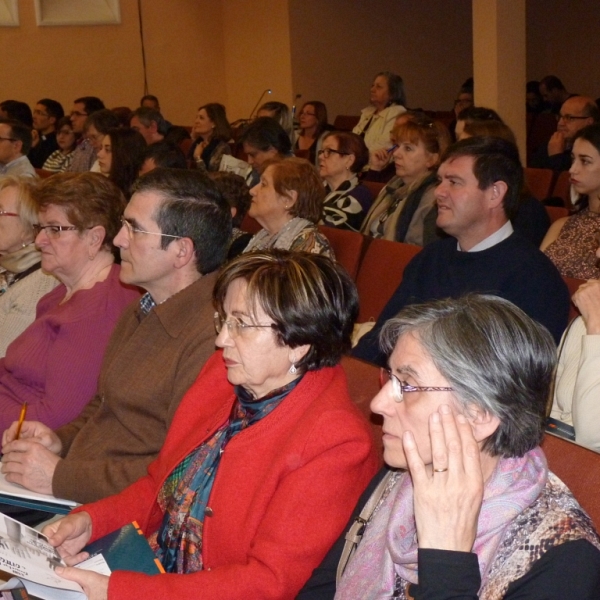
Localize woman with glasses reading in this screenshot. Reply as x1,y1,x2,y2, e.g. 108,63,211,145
318,132,373,232
42,251,378,599
0,172,139,432
0,176,59,356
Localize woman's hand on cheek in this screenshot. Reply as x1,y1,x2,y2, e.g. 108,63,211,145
403,405,484,552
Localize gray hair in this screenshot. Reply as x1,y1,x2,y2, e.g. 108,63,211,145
380,295,556,458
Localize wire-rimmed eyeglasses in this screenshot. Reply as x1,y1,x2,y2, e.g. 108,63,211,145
381,368,454,403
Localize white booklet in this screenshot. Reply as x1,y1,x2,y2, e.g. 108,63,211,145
0,513,109,600
0,473,78,510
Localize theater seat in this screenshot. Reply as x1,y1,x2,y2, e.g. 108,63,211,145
355,239,422,323
541,433,600,528
333,115,360,132
524,167,554,201
552,171,574,208
240,214,261,234
362,180,385,200
34,168,54,179
545,205,569,224
318,226,366,280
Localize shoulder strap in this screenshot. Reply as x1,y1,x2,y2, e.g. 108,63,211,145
336,471,394,585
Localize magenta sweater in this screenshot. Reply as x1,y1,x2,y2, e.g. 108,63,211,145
0,264,140,431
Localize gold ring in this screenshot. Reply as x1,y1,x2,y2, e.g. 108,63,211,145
433,468,448,473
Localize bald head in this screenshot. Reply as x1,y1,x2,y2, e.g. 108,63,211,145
558,96,599,142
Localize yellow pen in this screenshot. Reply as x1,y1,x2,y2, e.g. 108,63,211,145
15,401,28,440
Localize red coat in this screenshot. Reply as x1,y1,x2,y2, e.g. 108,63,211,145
81,351,379,599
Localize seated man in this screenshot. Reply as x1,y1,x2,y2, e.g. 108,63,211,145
1,168,232,504
530,95,599,172
130,106,167,145
353,136,570,367
66,96,105,172
29,98,64,168
0,100,33,127
140,94,160,111
139,140,187,175
0,119,36,178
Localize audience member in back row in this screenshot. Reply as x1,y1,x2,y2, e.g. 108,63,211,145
1,169,231,506
208,171,253,259
189,103,232,171
130,106,167,145
353,136,570,367
530,95,599,172
0,119,36,178
294,101,329,164
67,96,105,173
139,141,187,176
239,117,293,186
539,75,572,114
319,132,373,232
0,100,33,128
244,157,333,257
257,101,294,141
97,128,147,199
541,124,600,279
0,176,59,356
457,117,551,246
550,274,600,452
29,98,64,168
362,115,451,245
0,172,140,433
83,109,121,173
353,71,407,154
42,117,79,173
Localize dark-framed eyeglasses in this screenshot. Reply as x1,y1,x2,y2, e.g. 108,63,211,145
317,148,349,159
557,113,590,123
33,224,82,239
214,312,274,338
120,217,182,239
381,368,454,403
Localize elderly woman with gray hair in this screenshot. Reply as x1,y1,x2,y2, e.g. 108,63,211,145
0,176,58,356
300,295,600,599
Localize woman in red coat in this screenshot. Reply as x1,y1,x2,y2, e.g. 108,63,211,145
44,250,379,599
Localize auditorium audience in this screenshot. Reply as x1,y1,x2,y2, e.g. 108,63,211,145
353,72,407,154
0,119,36,178
244,157,333,257
82,109,121,173
67,96,105,172
0,172,139,432
0,101,33,128
139,141,187,175
361,115,451,245
257,100,294,141
189,103,232,171
39,251,378,599
454,105,503,140
130,107,167,145
294,101,329,164
539,75,571,114
301,295,600,598
140,94,160,111
0,176,58,356
42,117,78,173
29,98,64,168
541,123,600,279
318,132,372,232
97,128,147,199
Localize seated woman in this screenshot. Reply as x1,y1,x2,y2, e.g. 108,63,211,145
257,100,294,141
208,171,253,259
300,295,600,599
458,119,551,246
361,115,451,245
0,176,59,356
541,124,600,279
0,173,140,431
97,128,147,199
294,101,329,164
352,71,407,154
42,117,78,173
239,117,293,186
189,103,232,172
318,132,373,232
42,251,378,598
550,267,600,451
244,157,333,257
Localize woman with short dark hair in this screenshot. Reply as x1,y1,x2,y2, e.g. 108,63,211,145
41,250,378,599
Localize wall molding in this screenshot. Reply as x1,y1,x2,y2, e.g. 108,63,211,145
34,0,121,26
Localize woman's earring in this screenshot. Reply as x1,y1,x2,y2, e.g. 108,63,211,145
289,363,297,374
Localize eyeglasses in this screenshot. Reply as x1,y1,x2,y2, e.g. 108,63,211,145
70,111,88,118
557,113,590,123
0,137,16,143
0,211,19,217
33,109,49,117
214,312,274,338
381,368,454,403
33,224,81,238
317,148,349,159
120,217,183,239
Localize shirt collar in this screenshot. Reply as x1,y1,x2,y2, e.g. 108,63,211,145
458,220,514,252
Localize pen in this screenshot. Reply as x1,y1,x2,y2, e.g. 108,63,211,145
15,402,27,440
387,144,398,154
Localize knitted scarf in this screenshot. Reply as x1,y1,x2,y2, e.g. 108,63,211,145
243,217,313,253
0,243,41,295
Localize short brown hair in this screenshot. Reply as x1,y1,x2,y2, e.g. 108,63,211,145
463,120,517,145
33,172,126,250
322,131,369,173
392,118,451,169
262,157,324,223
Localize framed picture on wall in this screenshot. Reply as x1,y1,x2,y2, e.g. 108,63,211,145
0,0,18,26
34,0,121,26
